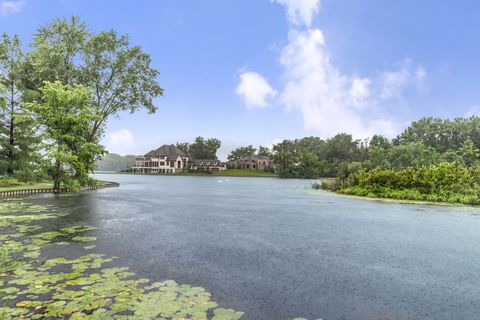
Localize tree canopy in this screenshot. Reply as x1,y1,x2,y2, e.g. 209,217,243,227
0,16,163,189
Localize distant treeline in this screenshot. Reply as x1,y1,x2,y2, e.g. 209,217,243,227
274,117,480,178
95,154,138,172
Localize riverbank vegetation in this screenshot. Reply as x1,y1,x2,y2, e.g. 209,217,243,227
0,16,163,190
312,117,480,204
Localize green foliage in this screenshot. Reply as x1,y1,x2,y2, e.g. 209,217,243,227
0,199,245,319
81,29,163,142
0,16,163,187
257,145,272,157
0,33,43,178
27,81,105,189
323,163,480,205
177,136,221,160
227,145,256,161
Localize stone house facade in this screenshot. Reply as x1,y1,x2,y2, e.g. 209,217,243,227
189,159,226,173
226,155,273,171
132,145,189,174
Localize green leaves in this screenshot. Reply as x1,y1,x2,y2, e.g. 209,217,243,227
26,81,106,189
0,199,247,319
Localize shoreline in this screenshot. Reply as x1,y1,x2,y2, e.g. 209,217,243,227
0,180,119,197
95,170,279,178
315,188,480,208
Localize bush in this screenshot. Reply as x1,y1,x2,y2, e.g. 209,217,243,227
318,162,480,205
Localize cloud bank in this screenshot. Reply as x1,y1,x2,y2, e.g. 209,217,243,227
237,0,427,138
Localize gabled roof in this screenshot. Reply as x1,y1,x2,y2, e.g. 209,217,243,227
145,144,187,158
227,155,271,164
238,155,271,161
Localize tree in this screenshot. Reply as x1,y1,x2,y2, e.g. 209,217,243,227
387,142,439,170
458,139,480,167
272,140,297,178
82,30,163,143
258,145,272,157
29,16,88,87
227,145,256,161
0,33,41,177
27,81,105,189
176,142,190,155
325,133,360,162
181,137,221,159
28,16,163,175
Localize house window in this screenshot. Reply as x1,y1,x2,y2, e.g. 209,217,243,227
253,164,256,169
160,162,165,166
170,162,174,167
177,161,181,168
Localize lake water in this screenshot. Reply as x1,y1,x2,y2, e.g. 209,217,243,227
25,174,480,319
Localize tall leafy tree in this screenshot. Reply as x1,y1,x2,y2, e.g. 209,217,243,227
82,30,163,143
0,33,41,177
28,16,163,173
27,81,105,189
258,145,272,157
227,145,256,161
29,16,88,87
184,137,221,159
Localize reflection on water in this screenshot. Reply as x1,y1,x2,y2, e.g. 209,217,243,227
23,174,480,320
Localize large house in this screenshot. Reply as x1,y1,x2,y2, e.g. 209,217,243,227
189,159,226,173
226,155,273,171
132,145,189,174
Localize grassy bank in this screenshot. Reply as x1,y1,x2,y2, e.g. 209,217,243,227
0,179,111,192
204,169,277,177
103,169,278,178
318,163,480,206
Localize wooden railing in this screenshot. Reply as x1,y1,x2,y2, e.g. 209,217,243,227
0,181,119,198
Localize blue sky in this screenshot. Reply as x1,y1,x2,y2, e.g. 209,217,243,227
2,0,480,159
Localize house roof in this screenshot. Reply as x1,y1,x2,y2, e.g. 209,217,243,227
227,155,271,164
145,145,187,158
238,155,271,161
191,159,224,166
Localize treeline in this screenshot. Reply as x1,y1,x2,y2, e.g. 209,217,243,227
95,154,138,172
308,117,480,204
272,117,480,179
0,17,162,189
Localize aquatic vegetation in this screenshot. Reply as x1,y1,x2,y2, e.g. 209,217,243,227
0,199,245,319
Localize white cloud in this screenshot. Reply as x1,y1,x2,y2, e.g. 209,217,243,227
233,1,427,138
349,77,371,107
272,0,320,26
236,71,277,108
278,28,427,137
104,129,134,154
0,0,24,17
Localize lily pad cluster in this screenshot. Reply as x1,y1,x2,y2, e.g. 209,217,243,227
0,199,244,319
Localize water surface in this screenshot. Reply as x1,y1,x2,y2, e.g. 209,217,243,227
27,174,480,319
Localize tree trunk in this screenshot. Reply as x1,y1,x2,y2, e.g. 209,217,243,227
6,100,15,175
53,158,61,190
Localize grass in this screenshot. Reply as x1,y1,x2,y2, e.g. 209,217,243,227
212,169,278,177
102,169,278,178
0,182,52,192
0,180,111,192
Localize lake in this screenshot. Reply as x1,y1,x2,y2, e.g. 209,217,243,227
21,174,480,319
